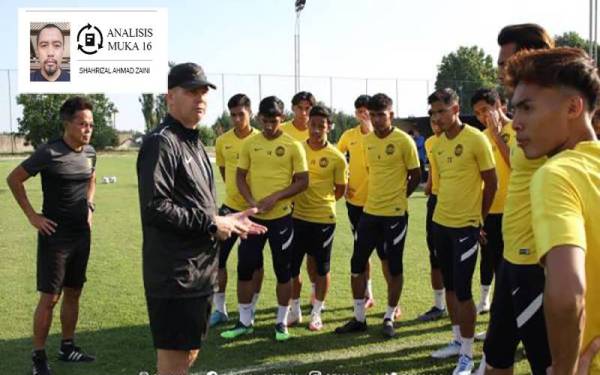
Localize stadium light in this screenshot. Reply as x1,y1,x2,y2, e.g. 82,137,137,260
294,0,306,92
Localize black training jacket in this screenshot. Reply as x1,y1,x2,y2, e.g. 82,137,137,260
137,114,218,298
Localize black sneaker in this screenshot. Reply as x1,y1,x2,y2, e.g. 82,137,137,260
32,351,51,375
334,318,367,334
382,318,395,338
58,345,95,362
417,306,446,322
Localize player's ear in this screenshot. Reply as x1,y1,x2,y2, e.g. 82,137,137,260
566,94,585,120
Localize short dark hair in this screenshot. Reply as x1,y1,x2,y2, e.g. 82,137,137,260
354,94,371,109
291,91,316,106
60,96,93,123
367,93,393,111
428,88,459,106
504,47,600,112
37,23,65,45
309,105,332,123
471,88,500,107
497,23,554,51
258,96,285,117
228,93,251,111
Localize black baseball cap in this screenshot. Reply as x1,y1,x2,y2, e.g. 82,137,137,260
168,62,216,90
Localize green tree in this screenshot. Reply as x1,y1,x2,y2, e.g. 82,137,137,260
435,46,497,113
198,125,216,146
139,61,174,133
16,94,118,150
555,31,589,50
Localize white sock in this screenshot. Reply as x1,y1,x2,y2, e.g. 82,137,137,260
239,303,253,326
214,292,227,314
291,298,301,315
384,305,397,321
460,336,474,357
353,299,366,322
434,289,445,310
480,285,491,304
312,299,323,315
452,325,461,343
311,283,316,295
276,305,289,325
366,279,373,298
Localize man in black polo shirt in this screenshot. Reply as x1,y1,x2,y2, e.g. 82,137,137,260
137,62,266,375
30,23,70,82
7,96,97,375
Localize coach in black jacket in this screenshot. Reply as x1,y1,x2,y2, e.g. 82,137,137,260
136,62,266,375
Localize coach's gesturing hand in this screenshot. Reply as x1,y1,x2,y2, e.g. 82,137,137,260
28,213,58,236
213,207,267,241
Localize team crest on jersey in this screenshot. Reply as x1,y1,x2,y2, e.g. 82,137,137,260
501,134,510,144
385,144,395,155
87,157,94,169
275,146,285,157
454,144,463,156
319,157,329,168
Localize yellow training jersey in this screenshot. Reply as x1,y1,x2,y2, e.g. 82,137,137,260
281,120,309,142
363,128,420,216
237,132,308,220
337,125,369,206
215,127,258,211
483,123,515,214
431,124,495,228
503,130,547,265
293,142,348,224
425,135,441,195
531,141,600,371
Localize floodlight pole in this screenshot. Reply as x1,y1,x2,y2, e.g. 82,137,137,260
294,10,301,92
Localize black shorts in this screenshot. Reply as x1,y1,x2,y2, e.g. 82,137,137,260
290,218,335,277
425,194,440,269
351,213,408,276
480,213,504,285
483,260,550,374
146,295,211,351
433,223,479,302
238,215,293,284
37,229,91,294
218,205,240,269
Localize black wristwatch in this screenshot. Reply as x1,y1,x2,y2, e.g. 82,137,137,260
87,201,96,212
208,221,218,235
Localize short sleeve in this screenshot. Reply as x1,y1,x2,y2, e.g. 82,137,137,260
337,131,349,153
237,140,251,170
334,153,348,185
531,165,587,262
403,135,421,170
292,141,308,174
474,133,496,171
215,136,225,167
21,144,51,176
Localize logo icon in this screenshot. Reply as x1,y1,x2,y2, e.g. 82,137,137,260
77,23,104,55
319,157,329,168
385,144,395,155
275,146,285,157
454,144,463,156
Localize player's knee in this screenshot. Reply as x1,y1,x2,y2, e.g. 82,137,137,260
317,261,330,276
237,263,255,281
275,269,291,284
455,288,473,302
350,257,367,275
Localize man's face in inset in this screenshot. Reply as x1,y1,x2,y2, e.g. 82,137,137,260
37,26,65,76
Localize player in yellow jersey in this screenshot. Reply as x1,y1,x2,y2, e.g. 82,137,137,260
427,88,497,375
471,88,514,315
210,94,262,327
417,119,447,322
335,93,421,339
289,105,348,331
281,91,315,142
478,24,554,375
221,96,308,342
505,47,600,375
337,95,378,309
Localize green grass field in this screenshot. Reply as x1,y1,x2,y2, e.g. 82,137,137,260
0,152,530,375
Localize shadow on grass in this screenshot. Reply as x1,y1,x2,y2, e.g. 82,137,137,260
0,319,464,375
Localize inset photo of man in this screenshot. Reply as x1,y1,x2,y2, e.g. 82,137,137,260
30,22,70,82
